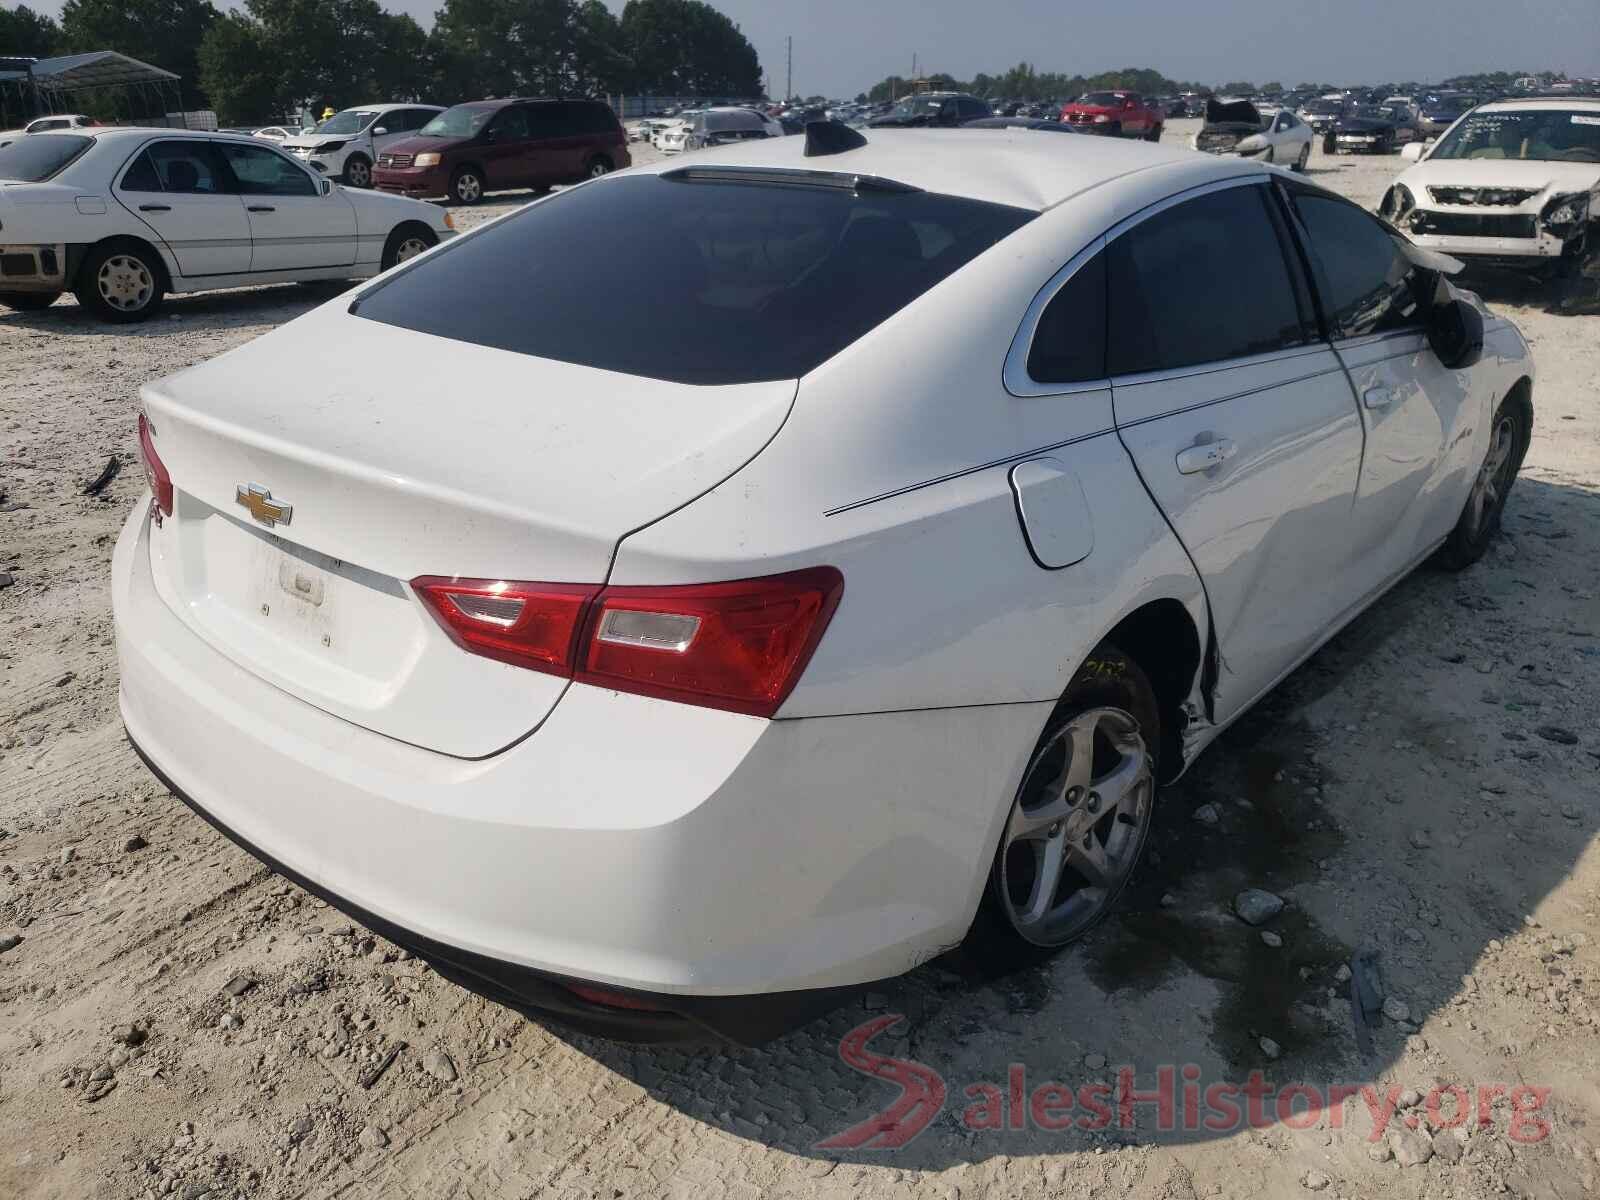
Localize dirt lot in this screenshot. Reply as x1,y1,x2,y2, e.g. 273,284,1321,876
3,121,1599,1200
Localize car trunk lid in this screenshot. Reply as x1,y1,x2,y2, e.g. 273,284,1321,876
139,308,796,758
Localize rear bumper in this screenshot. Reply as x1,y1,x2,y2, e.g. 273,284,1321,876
113,502,1045,1039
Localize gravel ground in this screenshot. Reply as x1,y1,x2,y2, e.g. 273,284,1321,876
3,121,1599,1200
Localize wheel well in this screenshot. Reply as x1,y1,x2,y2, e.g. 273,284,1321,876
452,162,485,181
1100,599,1203,781
587,151,613,168
78,236,172,294
1502,375,1534,460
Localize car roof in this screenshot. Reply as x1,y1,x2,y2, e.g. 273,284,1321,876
1474,96,1600,113
628,127,1252,212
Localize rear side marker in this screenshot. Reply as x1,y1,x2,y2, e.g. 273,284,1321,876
412,567,844,718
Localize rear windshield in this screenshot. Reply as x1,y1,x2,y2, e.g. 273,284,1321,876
354,173,1035,385
1079,93,1127,106
0,134,92,182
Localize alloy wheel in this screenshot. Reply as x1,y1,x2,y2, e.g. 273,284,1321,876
395,236,430,264
1465,413,1518,539
456,174,482,203
588,159,611,178
97,255,154,313
346,159,371,188
998,706,1154,946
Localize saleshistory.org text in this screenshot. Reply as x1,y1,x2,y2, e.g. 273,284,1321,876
816,1015,1554,1151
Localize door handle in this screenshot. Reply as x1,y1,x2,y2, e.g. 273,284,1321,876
247,205,276,212
1175,438,1237,475
137,204,171,212
1363,386,1394,409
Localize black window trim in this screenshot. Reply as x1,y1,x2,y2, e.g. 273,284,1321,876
1006,173,1323,397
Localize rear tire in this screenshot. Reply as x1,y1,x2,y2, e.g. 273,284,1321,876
74,242,164,324
1434,392,1530,570
585,155,613,179
0,291,61,312
1144,124,1162,142
964,644,1160,973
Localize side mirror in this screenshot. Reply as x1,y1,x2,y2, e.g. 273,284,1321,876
372,127,388,136
483,127,499,142
319,178,333,196
1427,293,1484,370
1400,141,1426,162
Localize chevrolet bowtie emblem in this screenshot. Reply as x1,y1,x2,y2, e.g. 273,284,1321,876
236,483,292,528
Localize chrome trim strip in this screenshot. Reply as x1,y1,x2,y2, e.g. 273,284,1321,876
824,424,1117,517
1003,173,1267,399
1108,341,1332,390
1114,364,1348,429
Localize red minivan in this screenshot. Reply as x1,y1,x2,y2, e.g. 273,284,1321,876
373,97,631,205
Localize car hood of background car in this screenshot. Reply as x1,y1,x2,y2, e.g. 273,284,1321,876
1400,157,1600,198
379,134,470,157
281,135,358,152
1335,116,1398,132
1205,98,1261,127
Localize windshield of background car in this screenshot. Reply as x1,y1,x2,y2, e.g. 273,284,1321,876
704,110,764,132
316,110,377,135
0,133,92,181
1079,93,1125,106
889,97,940,118
419,106,493,138
1429,110,1600,162
1351,106,1392,120
354,174,1036,385
1305,100,1343,114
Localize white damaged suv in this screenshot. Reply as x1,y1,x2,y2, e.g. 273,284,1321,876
1380,97,1600,303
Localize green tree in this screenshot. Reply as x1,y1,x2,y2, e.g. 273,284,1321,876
429,0,633,101
620,0,761,96
198,0,433,123
0,3,59,56
58,0,218,105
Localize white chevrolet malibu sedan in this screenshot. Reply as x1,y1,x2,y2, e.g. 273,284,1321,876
114,124,1533,1043
0,128,455,322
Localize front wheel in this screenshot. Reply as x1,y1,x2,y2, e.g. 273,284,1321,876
1144,124,1162,142
965,645,1160,971
1434,394,1529,570
585,155,613,179
75,243,164,323
450,167,484,205
342,156,372,188
0,291,62,312
381,224,437,271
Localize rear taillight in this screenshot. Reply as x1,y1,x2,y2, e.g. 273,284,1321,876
137,412,173,520
411,578,599,676
411,567,843,718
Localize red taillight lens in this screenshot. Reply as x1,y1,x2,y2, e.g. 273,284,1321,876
137,412,173,518
578,568,844,718
411,577,600,676
410,567,843,718
565,983,666,1012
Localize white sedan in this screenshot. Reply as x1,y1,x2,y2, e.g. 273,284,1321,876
0,128,455,322
114,126,1532,1044
1193,98,1314,170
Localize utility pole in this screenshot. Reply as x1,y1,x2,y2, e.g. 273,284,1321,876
786,36,792,101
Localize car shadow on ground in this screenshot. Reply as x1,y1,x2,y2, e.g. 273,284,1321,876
0,284,336,334
538,476,1596,1168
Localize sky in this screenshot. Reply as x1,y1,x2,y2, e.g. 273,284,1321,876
13,0,1600,98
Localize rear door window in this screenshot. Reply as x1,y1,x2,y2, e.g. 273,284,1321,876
144,141,229,194
119,150,164,192
492,107,531,142
353,173,1035,384
1107,184,1314,376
